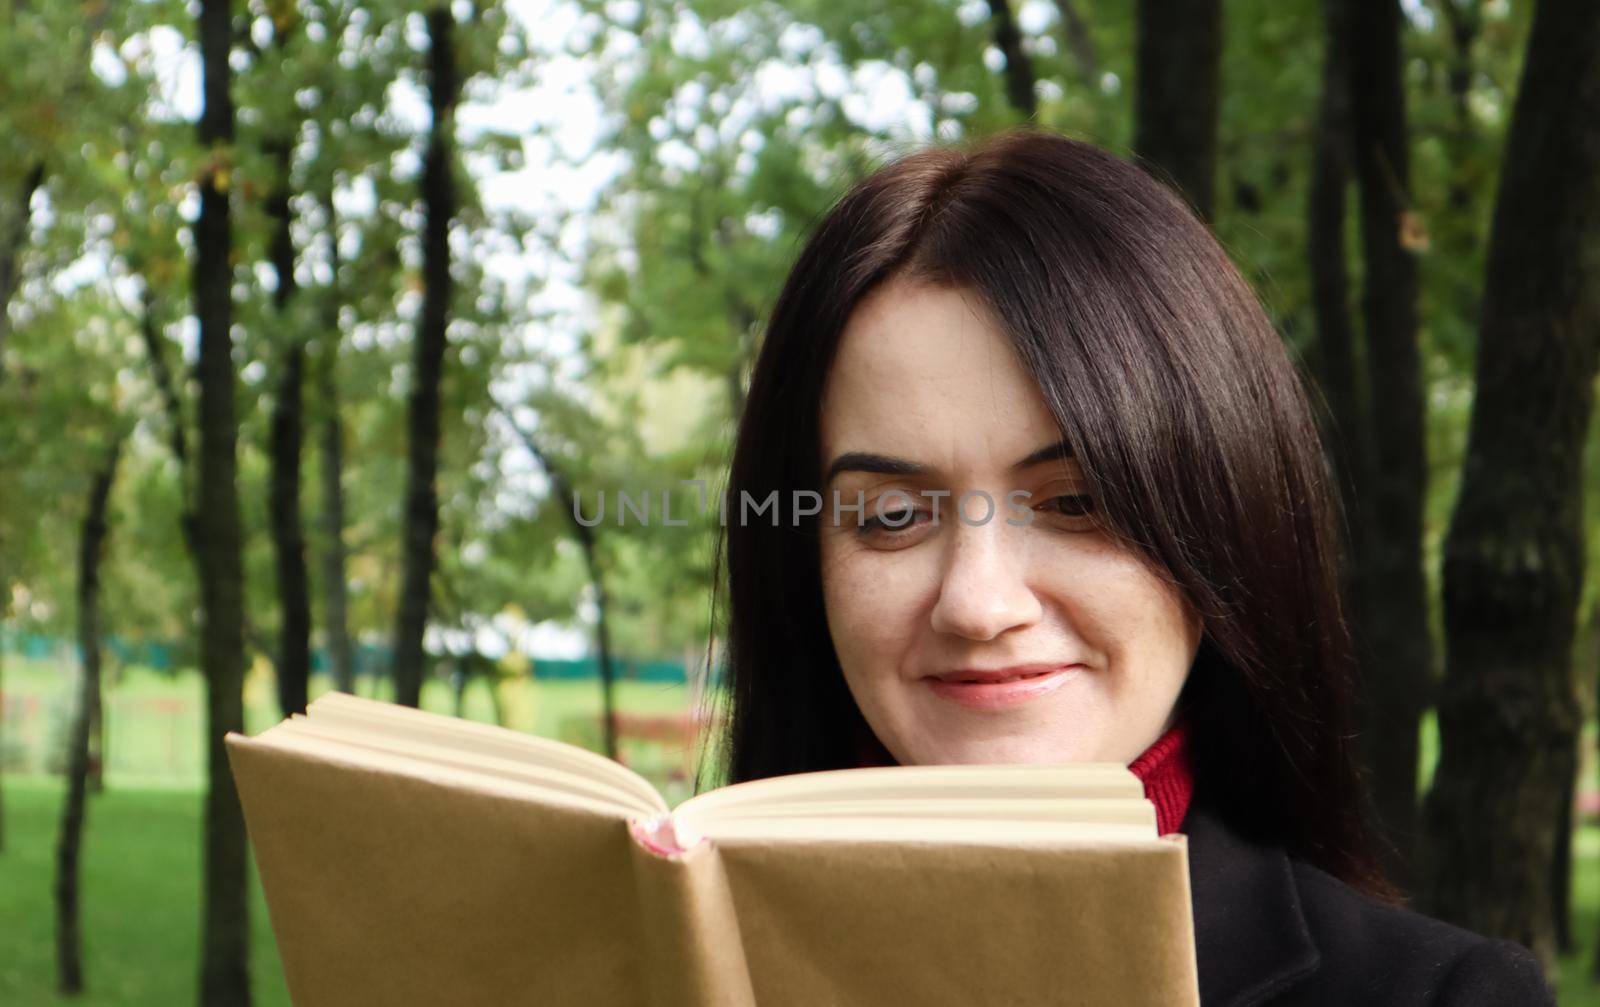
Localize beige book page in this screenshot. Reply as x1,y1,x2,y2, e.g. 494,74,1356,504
689,817,1157,845
694,796,1156,827
715,834,1200,1006
228,735,650,1007
676,762,1142,822
271,718,654,816
302,691,667,813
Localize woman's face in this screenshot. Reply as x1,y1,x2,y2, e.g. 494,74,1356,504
817,276,1202,766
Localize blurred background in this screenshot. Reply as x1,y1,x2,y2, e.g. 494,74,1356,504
3,0,1599,1002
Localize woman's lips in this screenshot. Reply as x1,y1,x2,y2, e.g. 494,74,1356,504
922,664,1083,710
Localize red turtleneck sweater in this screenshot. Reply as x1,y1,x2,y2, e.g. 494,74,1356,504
853,715,1195,835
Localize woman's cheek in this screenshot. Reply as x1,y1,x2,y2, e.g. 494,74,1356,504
824,546,923,681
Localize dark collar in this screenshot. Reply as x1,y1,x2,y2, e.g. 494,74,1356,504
1181,798,1321,1007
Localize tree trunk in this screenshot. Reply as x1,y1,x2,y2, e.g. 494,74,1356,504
87,655,104,794
1422,0,1600,979
1308,0,1404,885
267,172,310,717
269,335,310,715
138,284,198,555
317,200,353,695
589,551,619,759
503,412,619,758
0,162,44,385
56,437,120,994
1344,0,1430,897
1307,0,1367,523
194,0,251,1002
1132,0,1222,222
393,6,459,709
986,0,1036,117
1553,737,1576,953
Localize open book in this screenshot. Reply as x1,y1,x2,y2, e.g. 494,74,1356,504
226,692,1200,1006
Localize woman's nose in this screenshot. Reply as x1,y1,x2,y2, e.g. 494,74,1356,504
928,518,1042,641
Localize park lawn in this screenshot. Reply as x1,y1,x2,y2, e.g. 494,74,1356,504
0,777,290,1006
1569,826,1600,1005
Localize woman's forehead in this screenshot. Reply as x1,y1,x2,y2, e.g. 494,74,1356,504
820,280,1064,478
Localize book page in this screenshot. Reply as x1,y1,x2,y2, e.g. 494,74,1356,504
303,691,668,814
676,762,1142,823
689,817,1157,845
716,833,1199,1005
270,718,655,817
696,796,1156,826
227,734,651,1006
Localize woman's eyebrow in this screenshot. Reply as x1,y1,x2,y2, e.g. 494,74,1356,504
823,439,1074,484
1010,438,1075,470
824,451,928,484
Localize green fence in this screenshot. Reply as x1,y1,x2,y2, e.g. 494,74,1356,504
0,628,709,684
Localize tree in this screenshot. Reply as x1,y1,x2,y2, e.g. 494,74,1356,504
263,8,312,717
502,408,621,758
1306,0,1363,553
0,0,124,853
394,5,461,709
1422,0,1600,977
1132,0,1222,221
1341,0,1432,894
55,436,122,994
987,0,1037,117
193,0,251,1001
266,0,418,700
316,192,354,694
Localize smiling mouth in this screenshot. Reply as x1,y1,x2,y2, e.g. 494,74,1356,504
944,669,1057,684
922,665,1083,710
925,663,1082,684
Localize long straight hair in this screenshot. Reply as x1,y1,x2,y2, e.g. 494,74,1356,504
701,125,1398,904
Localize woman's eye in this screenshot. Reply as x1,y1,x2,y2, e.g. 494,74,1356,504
1048,494,1093,515
1038,493,1097,527
857,509,931,539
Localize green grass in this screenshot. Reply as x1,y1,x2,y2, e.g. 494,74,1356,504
1566,826,1600,1005
0,778,290,1006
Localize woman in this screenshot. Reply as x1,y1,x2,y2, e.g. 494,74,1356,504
706,127,1552,1005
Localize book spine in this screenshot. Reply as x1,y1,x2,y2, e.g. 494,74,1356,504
627,820,758,1007
629,815,701,857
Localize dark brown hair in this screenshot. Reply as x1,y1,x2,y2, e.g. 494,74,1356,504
701,125,1399,905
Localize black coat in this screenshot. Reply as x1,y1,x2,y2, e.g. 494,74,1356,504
1181,797,1554,1006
